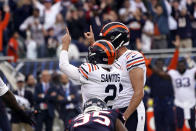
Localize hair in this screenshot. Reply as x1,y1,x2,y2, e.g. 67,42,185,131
178,58,186,64
155,58,164,64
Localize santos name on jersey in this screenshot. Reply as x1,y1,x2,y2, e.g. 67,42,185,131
168,68,196,109
114,50,146,109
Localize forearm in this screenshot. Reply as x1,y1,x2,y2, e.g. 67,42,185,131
124,67,144,119
167,48,179,70
124,90,143,119
59,50,80,82
2,91,23,112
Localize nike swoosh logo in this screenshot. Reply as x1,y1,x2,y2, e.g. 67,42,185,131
132,54,137,58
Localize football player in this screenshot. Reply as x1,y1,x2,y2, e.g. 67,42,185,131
85,22,146,131
59,27,122,109
153,59,195,131
69,98,127,131
0,77,34,125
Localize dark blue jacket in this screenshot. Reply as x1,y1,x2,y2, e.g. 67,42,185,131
148,0,169,35
57,82,81,119
148,73,174,99
34,82,58,118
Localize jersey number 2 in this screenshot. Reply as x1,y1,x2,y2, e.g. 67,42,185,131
104,84,123,108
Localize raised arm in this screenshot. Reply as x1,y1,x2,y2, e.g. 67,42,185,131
59,27,80,83
84,25,95,45
1,5,10,30
167,39,180,70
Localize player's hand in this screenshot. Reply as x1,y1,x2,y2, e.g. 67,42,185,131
173,38,180,49
3,5,10,12
84,25,95,45
62,27,71,51
58,95,64,100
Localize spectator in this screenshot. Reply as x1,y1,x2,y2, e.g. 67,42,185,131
57,74,80,129
171,0,180,20
125,8,145,49
33,0,61,30
176,7,192,48
147,41,180,131
119,0,133,22
141,13,154,51
57,41,80,60
11,76,33,131
191,16,196,47
129,0,147,13
25,30,37,59
53,13,66,43
19,8,45,58
141,14,154,51
45,27,59,57
103,10,119,23
0,5,10,56
66,7,86,41
89,5,104,40
13,0,33,32
7,32,19,62
60,0,71,22
34,70,58,131
26,74,37,93
148,0,169,49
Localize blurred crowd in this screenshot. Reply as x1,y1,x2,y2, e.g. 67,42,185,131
0,70,82,131
0,0,195,62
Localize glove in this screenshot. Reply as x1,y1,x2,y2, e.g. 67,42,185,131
18,109,36,125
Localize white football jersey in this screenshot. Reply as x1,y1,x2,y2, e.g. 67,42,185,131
168,68,196,108
114,50,146,108
0,77,8,96
79,63,122,109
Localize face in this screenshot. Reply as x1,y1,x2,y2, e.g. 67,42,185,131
27,75,36,86
181,8,187,16
155,59,164,69
14,32,19,39
41,70,51,83
134,8,141,17
33,10,39,18
44,2,52,9
17,81,25,90
124,0,130,8
177,61,186,74
60,74,69,84
56,14,63,22
173,1,179,10
156,6,163,15
109,11,118,21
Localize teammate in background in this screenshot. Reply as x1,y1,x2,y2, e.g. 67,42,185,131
153,59,195,131
0,77,34,125
69,98,127,131
85,22,146,130
59,27,122,109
